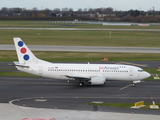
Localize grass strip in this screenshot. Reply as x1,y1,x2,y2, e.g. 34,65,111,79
144,68,159,74
0,70,38,77
87,103,160,110
0,29,160,47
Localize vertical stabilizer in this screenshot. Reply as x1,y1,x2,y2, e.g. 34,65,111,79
13,37,38,64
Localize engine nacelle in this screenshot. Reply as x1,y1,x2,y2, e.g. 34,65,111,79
90,76,106,85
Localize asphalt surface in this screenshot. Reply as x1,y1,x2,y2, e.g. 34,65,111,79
1,44,160,53
0,61,160,115
0,76,160,115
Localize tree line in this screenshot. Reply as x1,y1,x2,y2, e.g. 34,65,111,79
0,7,160,22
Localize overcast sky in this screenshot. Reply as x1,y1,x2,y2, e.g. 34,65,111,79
0,0,159,11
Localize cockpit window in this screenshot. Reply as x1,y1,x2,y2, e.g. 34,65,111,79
138,70,144,72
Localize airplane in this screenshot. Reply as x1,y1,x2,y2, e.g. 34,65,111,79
13,37,151,87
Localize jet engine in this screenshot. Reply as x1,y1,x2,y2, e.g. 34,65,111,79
90,76,106,85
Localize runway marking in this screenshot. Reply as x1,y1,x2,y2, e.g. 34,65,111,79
35,99,47,102
119,62,148,67
112,84,132,94
120,84,132,90
92,101,103,103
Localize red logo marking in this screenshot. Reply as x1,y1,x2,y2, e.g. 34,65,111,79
99,66,104,70
20,48,27,54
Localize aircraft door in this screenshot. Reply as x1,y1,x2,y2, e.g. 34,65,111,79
39,66,43,76
129,68,133,76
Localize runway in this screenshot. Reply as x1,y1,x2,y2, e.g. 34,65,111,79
1,44,160,53
0,76,160,115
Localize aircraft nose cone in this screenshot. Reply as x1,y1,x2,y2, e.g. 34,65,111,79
145,72,151,78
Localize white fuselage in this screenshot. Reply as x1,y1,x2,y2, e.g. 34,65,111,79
16,63,150,82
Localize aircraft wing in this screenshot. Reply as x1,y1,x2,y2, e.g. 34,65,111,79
65,75,91,80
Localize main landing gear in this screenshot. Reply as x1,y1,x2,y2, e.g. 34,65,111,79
132,83,136,87
79,81,84,86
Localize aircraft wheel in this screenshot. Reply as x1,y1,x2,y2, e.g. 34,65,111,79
132,83,136,87
79,81,84,86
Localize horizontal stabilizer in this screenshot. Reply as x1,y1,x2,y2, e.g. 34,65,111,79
13,61,30,68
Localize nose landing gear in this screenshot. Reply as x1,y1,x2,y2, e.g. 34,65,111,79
132,80,141,87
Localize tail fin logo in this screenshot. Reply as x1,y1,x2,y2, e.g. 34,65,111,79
17,41,30,61
21,48,27,54
18,41,24,47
